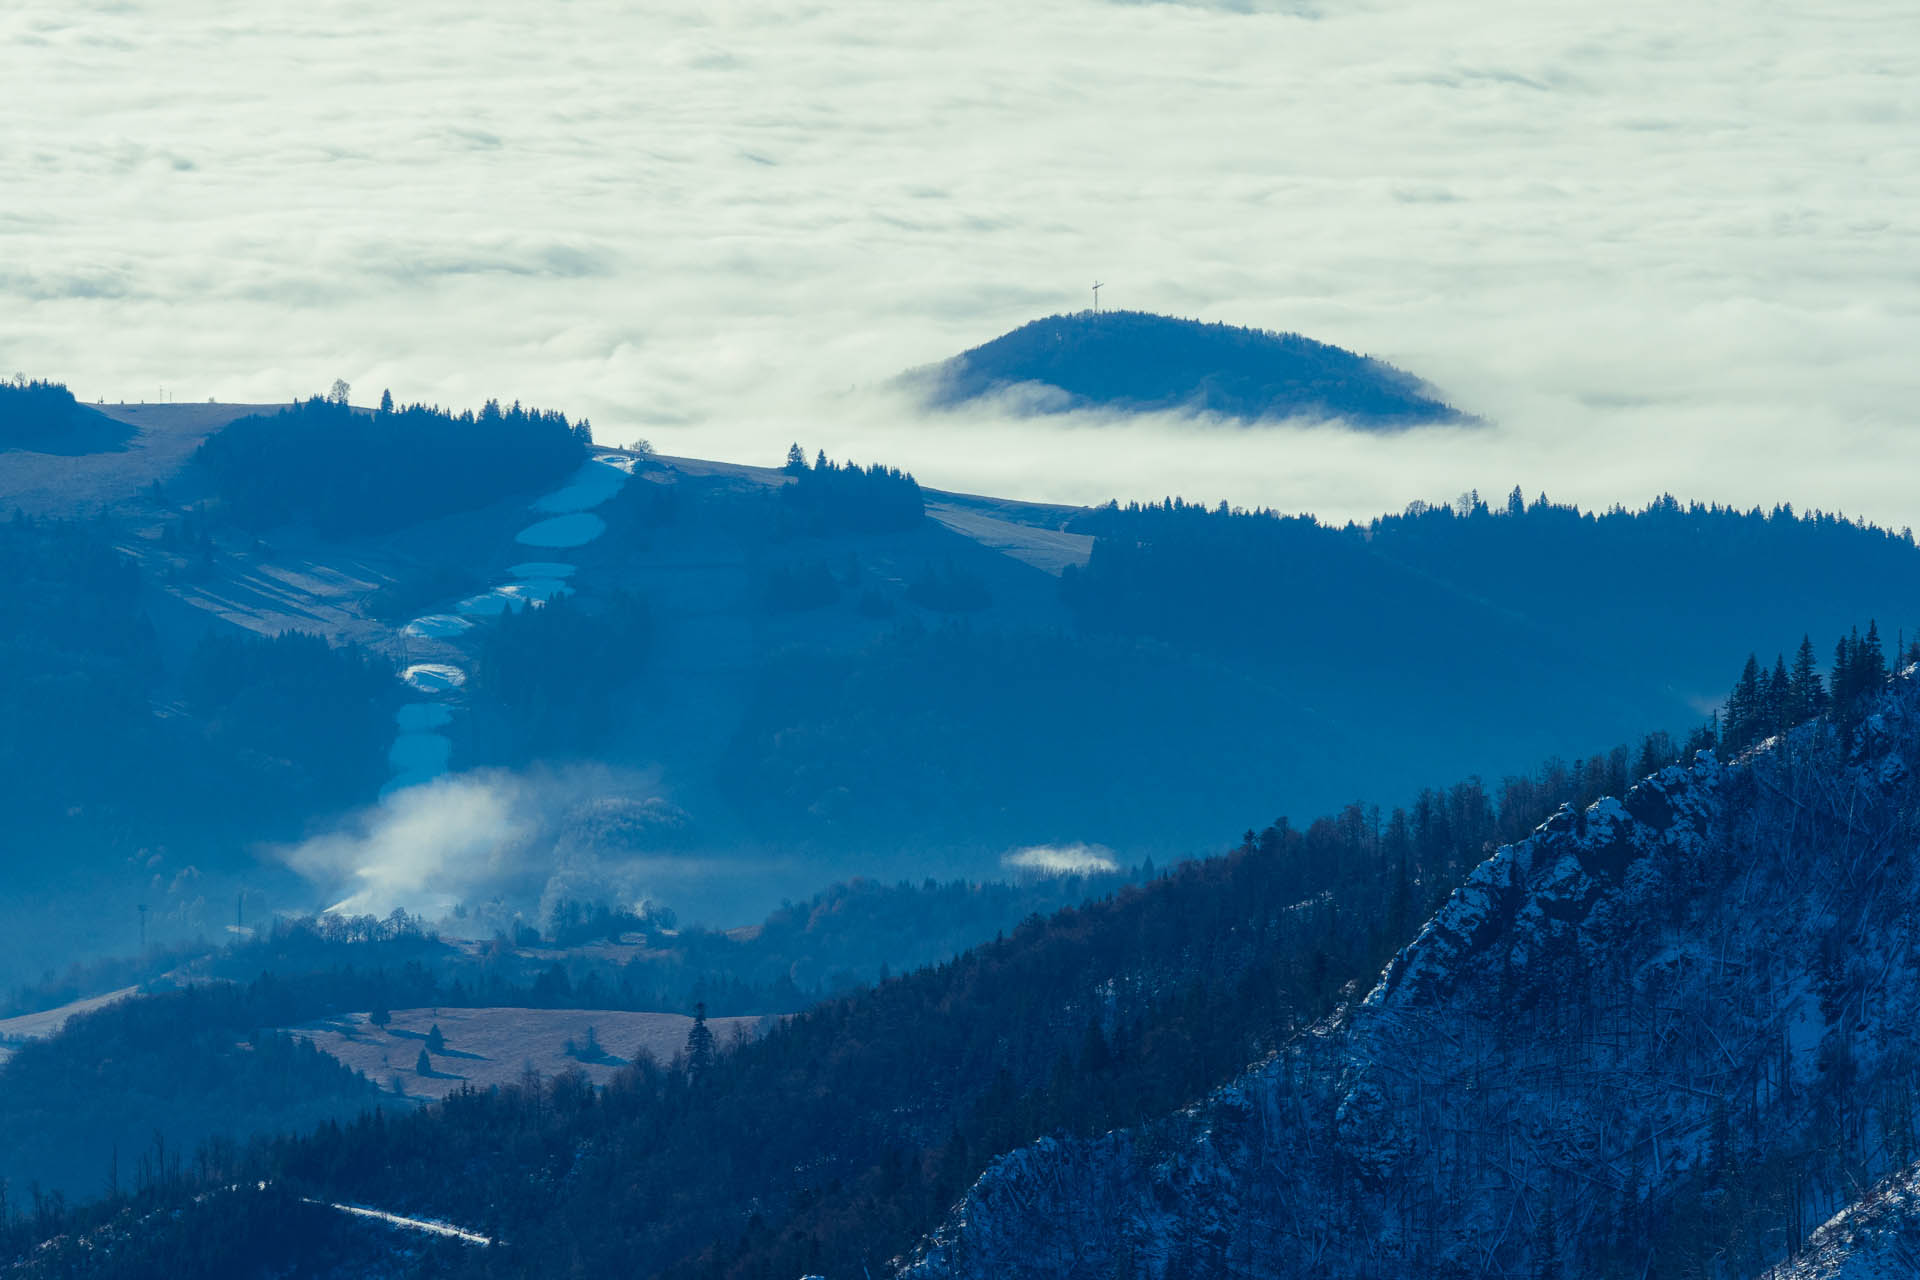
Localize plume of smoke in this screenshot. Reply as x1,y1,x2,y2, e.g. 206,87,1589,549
284,773,535,919
277,769,709,932
1002,843,1120,876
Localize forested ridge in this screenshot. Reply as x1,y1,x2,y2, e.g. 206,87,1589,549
0,514,159,832
0,377,93,446
0,987,376,1208
0,376,131,454
900,646,1920,1280
722,624,1331,849
779,446,924,534
4,622,1900,1277
1066,490,1920,663
195,394,589,536
0,873,1136,1203
1,707,1723,1277
1065,491,1920,741
0,516,400,870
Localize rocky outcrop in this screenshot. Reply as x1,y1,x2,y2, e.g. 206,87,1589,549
903,677,1920,1279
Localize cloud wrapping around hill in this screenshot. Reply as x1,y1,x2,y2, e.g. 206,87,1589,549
3,0,1916,524
1003,844,1121,876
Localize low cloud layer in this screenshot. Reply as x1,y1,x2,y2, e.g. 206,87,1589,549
5,0,1916,525
1003,844,1121,876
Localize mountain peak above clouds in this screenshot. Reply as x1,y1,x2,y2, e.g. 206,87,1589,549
912,310,1468,427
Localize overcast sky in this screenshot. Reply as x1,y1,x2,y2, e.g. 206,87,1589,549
4,0,1915,524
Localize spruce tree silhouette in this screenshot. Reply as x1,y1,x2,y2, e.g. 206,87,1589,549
684,1002,717,1081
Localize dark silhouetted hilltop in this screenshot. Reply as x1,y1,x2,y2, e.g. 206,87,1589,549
916,310,1466,426
0,377,133,454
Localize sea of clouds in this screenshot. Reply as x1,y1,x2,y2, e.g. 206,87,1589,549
4,0,1916,525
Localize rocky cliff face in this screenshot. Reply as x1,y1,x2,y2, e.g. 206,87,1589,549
902,677,1920,1279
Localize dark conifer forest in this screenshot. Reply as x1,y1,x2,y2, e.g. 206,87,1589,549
0,515,159,832
0,517,400,864
0,377,95,447
195,395,588,535
184,629,399,808
468,593,652,763
0,712,1675,1277
717,491,1920,855
779,447,925,533
1062,490,1920,685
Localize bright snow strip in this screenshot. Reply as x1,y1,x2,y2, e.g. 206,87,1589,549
453,590,518,617
508,561,577,579
403,613,474,639
515,512,606,548
395,702,454,731
401,663,467,693
386,732,452,775
529,457,630,514
313,1201,492,1247
505,576,571,602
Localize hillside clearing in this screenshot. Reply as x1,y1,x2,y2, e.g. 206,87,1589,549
285,1006,767,1102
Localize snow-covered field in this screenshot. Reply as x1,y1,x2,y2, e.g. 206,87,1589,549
386,732,452,776
508,562,577,580
925,500,1093,577
400,663,466,693
285,1006,766,1102
403,613,472,639
530,457,634,514
514,512,607,548
395,703,453,732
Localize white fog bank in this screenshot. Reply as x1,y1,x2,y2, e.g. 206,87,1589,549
4,0,1916,524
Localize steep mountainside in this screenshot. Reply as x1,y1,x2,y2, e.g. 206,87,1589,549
904,674,1920,1279
1765,1163,1920,1279
916,311,1464,426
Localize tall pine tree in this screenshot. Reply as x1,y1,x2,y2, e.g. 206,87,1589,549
685,1001,717,1081
1790,635,1824,721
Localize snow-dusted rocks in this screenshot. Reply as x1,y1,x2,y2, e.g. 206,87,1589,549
901,676,1920,1280
1366,756,1722,1009
1764,1162,1920,1279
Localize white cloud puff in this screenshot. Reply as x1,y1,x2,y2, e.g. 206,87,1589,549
3,0,1916,525
1003,844,1121,876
